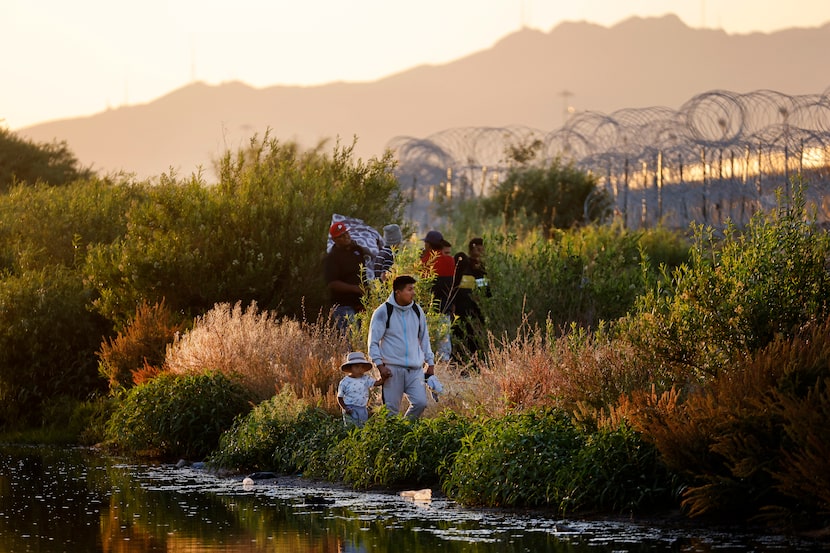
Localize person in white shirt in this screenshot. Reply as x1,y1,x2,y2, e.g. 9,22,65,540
337,351,382,426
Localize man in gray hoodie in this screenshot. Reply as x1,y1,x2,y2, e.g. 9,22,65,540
368,275,435,419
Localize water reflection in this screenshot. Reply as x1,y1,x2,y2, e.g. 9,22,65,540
0,445,827,552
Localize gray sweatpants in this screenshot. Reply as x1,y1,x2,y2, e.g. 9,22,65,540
382,364,428,419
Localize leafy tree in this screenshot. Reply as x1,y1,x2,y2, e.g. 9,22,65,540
483,157,611,235
84,136,405,326
0,178,135,273
0,128,93,191
625,184,830,381
0,267,110,427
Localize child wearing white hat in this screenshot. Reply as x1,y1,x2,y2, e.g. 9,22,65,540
337,351,382,426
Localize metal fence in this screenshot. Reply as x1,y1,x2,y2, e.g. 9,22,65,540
389,88,830,230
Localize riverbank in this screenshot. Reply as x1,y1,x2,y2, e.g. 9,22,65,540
199,462,830,544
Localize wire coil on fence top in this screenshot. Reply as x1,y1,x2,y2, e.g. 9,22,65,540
391,88,830,229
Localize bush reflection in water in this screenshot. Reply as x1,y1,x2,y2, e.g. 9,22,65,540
0,445,824,553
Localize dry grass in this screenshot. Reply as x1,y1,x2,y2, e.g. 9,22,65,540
160,303,662,422
622,316,830,518
164,301,348,412
432,319,656,418
97,299,185,391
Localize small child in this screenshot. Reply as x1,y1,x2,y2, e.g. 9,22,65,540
337,351,382,427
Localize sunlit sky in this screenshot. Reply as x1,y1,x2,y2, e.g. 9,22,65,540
3,0,830,131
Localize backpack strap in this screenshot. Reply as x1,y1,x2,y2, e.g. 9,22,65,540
384,302,422,338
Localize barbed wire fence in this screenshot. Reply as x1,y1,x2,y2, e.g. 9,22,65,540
389,88,830,231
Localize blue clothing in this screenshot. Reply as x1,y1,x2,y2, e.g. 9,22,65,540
368,292,435,369
342,405,370,426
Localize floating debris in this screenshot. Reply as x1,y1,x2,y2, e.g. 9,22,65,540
399,489,432,501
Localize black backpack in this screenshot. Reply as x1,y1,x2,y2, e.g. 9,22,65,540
384,301,423,339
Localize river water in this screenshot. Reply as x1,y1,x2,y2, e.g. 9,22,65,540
0,444,827,552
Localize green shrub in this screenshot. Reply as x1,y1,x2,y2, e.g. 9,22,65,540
276,406,348,477
0,267,109,427
559,423,676,514
399,410,472,485
328,411,412,489
85,137,404,326
0,178,134,273
73,396,117,446
209,386,315,471
443,409,582,507
477,222,687,337
625,185,830,381
0,128,93,190
209,385,347,477
326,410,469,490
104,371,253,460
482,157,610,234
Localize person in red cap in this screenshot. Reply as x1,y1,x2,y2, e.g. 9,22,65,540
324,221,369,334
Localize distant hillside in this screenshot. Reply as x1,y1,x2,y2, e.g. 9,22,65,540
18,15,830,179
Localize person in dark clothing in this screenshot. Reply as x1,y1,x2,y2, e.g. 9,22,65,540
452,237,488,362
324,221,368,333
420,229,456,361
420,230,456,314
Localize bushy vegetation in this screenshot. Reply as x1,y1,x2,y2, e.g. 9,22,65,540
624,188,830,381
0,128,93,190
482,156,612,235
627,316,830,523
474,222,690,337
97,299,186,391
207,386,347,473
104,371,253,459
444,409,582,507
85,136,402,325
0,132,401,428
328,409,471,489
443,409,673,513
0,267,109,426
164,301,346,405
3,128,830,532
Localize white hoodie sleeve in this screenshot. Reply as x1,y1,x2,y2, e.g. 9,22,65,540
367,303,386,366
419,306,435,366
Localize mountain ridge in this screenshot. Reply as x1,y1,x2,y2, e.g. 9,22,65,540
18,15,830,178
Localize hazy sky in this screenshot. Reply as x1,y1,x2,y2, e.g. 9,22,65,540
4,0,830,130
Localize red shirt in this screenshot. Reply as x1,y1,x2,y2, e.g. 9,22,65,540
420,250,455,277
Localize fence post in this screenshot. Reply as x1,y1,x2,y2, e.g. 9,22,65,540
623,158,630,229
641,160,648,228
657,150,663,223
701,147,708,224
756,141,762,204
